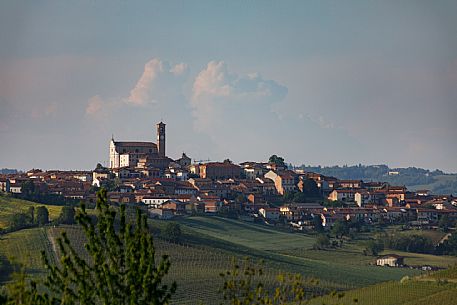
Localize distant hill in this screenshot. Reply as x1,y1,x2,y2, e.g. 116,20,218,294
297,164,457,196
0,168,18,175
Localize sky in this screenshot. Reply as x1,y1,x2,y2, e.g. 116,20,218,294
1,1,456,172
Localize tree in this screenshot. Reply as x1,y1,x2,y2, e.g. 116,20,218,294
162,222,181,243
300,179,321,198
283,191,295,202
313,215,324,233
363,239,384,256
314,234,331,250
436,233,457,256
21,181,36,197
331,220,349,239
1,188,177,305
220,258,319,305
10,213,29,230
385,234,434,254
58,206,76,224
36,206,49,226
438,215,452,232
268,155,286,168
292,192,306,203
27,206,35,224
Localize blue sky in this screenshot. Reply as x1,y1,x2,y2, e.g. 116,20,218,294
1,1,456,172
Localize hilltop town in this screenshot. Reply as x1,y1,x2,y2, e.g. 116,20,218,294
1,121,456,232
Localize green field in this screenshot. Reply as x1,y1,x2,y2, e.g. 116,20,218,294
177,216,423,288
308,280,457,305
46,225,282,305
2,212,457,304
0,196,63,229
0,227,55,282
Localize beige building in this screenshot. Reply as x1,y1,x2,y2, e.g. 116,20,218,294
376,254,404,267
264,170,297,195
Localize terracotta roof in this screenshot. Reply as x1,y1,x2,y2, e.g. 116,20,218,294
115,141,157,147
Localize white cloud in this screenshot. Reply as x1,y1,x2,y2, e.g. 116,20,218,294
192,61,232,100
127,58,164,105
170,63,189,76
126,58,190,106
191,61,287,131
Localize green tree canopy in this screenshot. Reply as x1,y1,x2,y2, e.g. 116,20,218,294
27,206,35,224
58,206,76,224
10,213,29,230
363,239,384,256
268,155,286,168
300,179,321,198
21,181,36,197
438,215,453,232
36,206,49,226
292,192,306,203
331,220,350,239
314,234,331,250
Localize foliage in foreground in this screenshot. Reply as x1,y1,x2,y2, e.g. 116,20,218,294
220,258,318,305
0,188,176,305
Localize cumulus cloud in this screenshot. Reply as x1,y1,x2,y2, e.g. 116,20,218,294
191,61,287,131
127,58,189,106
127,58,164,105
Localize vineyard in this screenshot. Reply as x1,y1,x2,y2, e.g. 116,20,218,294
2,212,457,304
0,227,55,282
308,280,457,305
178,216,421,287
46,225,328,304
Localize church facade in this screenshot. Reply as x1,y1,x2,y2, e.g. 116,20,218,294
109,122,170,169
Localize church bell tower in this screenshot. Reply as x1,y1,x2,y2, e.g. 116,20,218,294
157,122,166,157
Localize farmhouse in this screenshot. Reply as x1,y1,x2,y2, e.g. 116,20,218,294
376,254,404,267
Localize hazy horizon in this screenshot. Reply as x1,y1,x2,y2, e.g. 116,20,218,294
1,1,457,172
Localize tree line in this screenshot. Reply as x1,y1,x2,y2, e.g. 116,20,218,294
1,206,76,235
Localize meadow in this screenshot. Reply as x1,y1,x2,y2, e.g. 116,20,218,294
0,195,63,229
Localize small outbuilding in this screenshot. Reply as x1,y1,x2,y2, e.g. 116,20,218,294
376,254,404,267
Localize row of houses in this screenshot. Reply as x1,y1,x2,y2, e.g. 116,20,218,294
1,161,456,226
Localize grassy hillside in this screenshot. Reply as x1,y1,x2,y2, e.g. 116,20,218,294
2,212,457,304
0,195,63,229
408,174,457,195
46,225,282,305
308,262,457,304
0,227,56,283
177,216,423,288
308,280,457,305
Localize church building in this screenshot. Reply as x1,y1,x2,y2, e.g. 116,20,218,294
109,122,171,169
